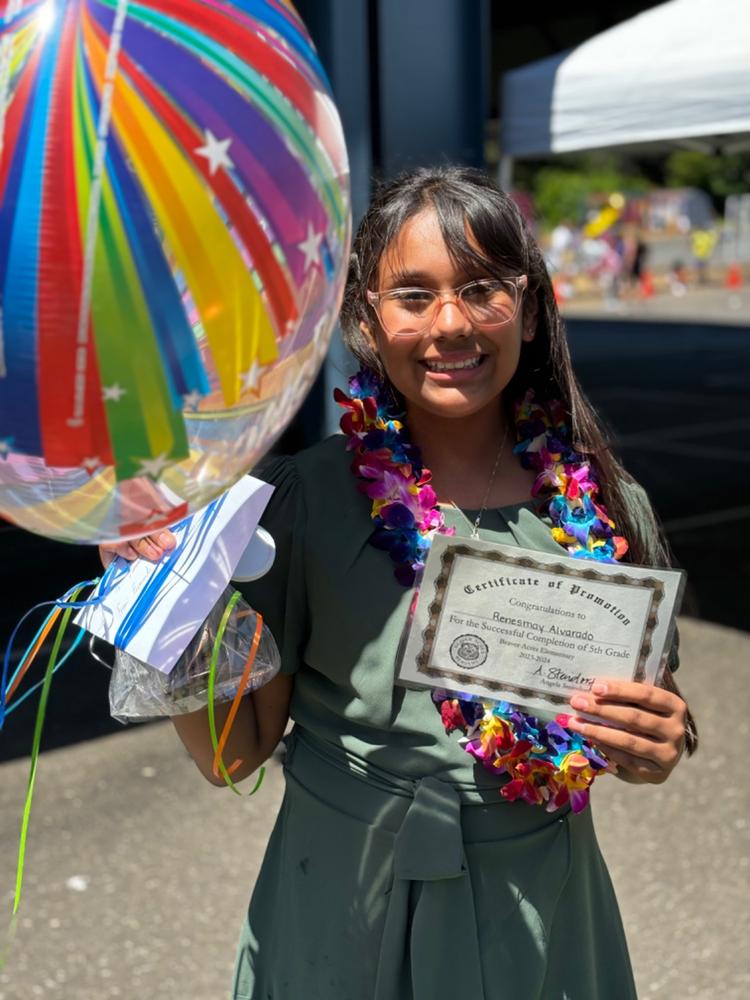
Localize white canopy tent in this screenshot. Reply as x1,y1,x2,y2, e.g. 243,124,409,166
499,0,750,187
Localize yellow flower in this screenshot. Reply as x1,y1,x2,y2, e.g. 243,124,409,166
557,751,595,790
551,527,576,546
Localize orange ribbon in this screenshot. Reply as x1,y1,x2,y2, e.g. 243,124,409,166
211,611,264,780
5,606,63,703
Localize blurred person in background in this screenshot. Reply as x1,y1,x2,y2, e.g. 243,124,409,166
691,226,718,285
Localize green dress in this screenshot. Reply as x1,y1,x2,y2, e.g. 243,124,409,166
233,434,638,1000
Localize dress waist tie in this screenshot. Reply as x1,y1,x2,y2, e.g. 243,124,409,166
285,728,487,1000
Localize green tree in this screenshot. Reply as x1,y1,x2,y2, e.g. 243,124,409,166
664,151,750,207
530,164,649,229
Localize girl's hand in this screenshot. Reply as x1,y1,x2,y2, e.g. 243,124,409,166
566,679,687,784
99,530,177,568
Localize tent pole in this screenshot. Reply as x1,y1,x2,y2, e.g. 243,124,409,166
499,153,514,192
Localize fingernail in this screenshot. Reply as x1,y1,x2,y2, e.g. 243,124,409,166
157,531,175,547
570,695,588,711
592,682,608,695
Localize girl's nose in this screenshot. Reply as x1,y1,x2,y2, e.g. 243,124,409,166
431,298,472,338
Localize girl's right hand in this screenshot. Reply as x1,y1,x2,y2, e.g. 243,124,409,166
99,530,177,568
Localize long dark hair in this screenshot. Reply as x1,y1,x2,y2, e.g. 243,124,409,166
341,165,696,753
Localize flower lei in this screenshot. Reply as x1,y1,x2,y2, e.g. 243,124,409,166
336,371,627,813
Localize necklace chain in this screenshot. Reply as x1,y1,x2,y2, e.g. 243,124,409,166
451,425,510,539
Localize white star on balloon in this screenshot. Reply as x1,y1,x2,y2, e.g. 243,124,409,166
81,456,101,471
135,452,171,480
182,389,203,411
297,223,324,272
195,129,233,176
102,383,127,402
240,361,262,395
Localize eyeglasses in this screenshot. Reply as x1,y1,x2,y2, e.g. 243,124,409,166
366,275,528,336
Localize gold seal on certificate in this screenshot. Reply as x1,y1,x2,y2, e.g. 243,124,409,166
396,535,685,717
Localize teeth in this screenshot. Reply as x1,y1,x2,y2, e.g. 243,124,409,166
425,356,482,372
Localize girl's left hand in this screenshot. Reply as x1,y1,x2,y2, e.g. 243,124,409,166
566,679,687,784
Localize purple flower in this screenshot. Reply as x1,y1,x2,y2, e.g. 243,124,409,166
395,563,417,587
349,370,382,400
380,502,416,530
544,719,574,754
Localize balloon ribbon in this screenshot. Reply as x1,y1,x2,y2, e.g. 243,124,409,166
206,590,265,796
10,588,83,916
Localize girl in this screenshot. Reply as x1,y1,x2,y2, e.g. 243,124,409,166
106,166,695,999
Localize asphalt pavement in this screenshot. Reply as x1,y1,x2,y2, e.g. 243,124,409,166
0,616,747,1000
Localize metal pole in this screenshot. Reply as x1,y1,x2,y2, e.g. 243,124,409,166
499,153,514,192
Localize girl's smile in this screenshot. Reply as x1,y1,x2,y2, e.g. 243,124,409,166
419,350,487,381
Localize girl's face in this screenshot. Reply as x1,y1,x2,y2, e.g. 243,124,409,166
363,208,535,423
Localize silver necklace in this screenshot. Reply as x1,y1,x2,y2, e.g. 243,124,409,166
450,425,510,539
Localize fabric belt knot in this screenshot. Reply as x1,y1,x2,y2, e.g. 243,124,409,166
284,729,486,998
376,775,485,998
393,775,465,881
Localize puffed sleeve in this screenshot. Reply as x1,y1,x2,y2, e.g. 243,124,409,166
235,455,308,676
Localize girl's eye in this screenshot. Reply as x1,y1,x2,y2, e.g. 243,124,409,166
391,290,434,304
462,281,500,302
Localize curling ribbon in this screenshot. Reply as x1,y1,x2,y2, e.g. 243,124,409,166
9,587,84,918
206,590,265,796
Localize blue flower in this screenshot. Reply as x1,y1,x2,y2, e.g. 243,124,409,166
571,543,616,564
552,494,601,547
349,370,382,400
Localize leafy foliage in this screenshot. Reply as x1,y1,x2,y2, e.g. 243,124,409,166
664,151,750,206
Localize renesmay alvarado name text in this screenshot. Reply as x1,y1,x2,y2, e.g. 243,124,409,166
463,575,632,627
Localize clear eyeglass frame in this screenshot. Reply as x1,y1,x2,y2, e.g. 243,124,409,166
366,275,528,336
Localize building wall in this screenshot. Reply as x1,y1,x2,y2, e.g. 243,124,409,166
291,0,490,439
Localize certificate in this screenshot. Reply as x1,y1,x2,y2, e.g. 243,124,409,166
396,535,685,717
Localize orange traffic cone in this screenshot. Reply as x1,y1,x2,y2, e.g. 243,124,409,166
639,269,655,298
725,263,743,289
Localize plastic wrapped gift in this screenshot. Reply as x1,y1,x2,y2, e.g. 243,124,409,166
109,588,279,722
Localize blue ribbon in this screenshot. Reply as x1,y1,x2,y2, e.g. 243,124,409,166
3,628,86,718
0,566,122,730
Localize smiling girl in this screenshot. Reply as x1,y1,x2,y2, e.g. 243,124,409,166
105,166,696,1000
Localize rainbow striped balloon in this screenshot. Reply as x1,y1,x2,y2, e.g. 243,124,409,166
0,0,350,543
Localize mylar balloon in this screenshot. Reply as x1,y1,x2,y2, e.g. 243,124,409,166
0,0,350,543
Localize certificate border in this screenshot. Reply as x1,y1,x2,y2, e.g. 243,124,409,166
415,542,665,707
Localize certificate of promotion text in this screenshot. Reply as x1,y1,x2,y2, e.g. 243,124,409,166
396,535,684,717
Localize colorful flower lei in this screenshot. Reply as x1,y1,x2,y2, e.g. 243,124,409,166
336,372,626,813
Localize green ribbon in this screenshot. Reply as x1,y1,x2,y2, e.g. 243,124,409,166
206,590,265,797
10,589,83,919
